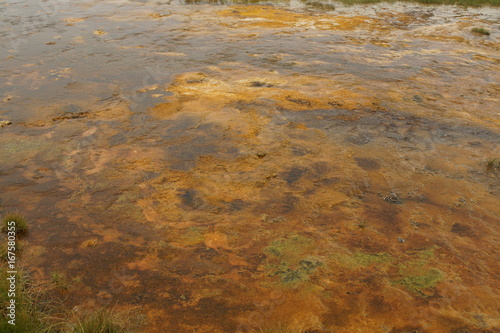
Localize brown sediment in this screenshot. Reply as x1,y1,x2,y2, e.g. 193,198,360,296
218,6,383,31
150,68,382,121
0,1,499,332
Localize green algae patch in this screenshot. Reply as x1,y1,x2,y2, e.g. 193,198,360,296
265,234,315,262
269,256,324,285
331,247,443,297
264,235,324,286
394,250,444,297
333,251,394,270
179,227,206,246
395,267,444,297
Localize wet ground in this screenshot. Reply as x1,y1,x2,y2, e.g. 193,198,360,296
1,0,499,332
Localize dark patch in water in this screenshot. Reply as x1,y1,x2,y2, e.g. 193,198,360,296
281,193,300,213
311,161,331,175
61,104,84,114
162,121,240,170
354,157,380,170
292,147,310,156
451,223,473,237
368,294,392,314
108,132,128,146
412,95,424,103
277,108,500,150
225,199,247,211
143,171,160,181
194,246,220,260
283,166,307,185
315,177,340,186
179,188,205,209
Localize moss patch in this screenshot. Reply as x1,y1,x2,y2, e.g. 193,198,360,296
394,249,443,297
396,267,444,296
264,234,315,262
332,247,443,297
264,235,323,286
333,251,394,270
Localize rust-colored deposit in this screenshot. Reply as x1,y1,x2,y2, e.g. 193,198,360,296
0,1,498,332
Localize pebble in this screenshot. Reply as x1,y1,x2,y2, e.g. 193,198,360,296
0,120,12,128
384,192,402,204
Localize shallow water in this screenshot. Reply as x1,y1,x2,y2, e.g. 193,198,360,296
1,0,499,332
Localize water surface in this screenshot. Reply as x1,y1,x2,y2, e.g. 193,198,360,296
0,0,499,332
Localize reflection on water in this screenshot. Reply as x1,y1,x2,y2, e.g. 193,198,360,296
0,0,499,332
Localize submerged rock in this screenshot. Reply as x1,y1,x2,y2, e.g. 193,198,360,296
0,120,12,128
384,192,402,204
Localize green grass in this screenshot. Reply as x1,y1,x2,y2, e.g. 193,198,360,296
485,158,498,172
471,27,491,35
0,222,142,333
304,1,336,11
2,213,29,234
0,269,59,333
69,309,133,333
0,240,22,261
1,268,138,332
51,272,70,290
